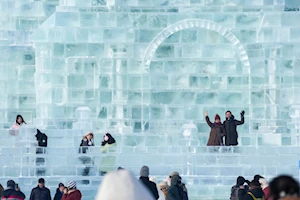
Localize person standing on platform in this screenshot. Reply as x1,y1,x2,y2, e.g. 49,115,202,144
11,115,26,130
223,110,245,146
99,133,117,175
79,132,94,177
205,111,225,146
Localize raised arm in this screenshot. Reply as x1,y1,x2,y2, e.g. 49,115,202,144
205,111,213,127
205,116,213,127
235,111,245,126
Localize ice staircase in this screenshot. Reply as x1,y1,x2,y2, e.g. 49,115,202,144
1,106,300,200
1,132,300,200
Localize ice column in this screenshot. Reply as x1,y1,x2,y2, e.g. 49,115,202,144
181,123,198,176
112,47,132,134
16,125,38,176
73,107,93,135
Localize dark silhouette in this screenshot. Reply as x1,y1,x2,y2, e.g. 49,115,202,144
223,110,245,146
54,183,64,200
1,180,26,200
30,178,51,200
139,166,159,200
269,175,300,200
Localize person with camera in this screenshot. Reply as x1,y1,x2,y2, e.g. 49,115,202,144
1,180,26,200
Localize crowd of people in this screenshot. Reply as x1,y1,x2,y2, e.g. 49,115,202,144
0,166,188,200
0,178,81,200
1,171,300,200
230,174,300,200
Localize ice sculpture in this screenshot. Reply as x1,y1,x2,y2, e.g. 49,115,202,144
0,0,300,199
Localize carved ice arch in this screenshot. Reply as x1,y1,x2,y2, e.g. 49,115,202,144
140,18,251,132
142,18,250,71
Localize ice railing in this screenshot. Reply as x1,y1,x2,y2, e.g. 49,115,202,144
0,146,299,173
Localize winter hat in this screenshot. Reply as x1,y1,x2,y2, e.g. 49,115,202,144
140,166,150,177
7,180,15,188
67,181,76,189
58,183,64,188
237,176,246,186
215,114,220,120
169,171,180,177
259,178,269,190
95,170,155,200
254,174,264,182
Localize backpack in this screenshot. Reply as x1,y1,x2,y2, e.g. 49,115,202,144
248,192,265,200
230,186,240,200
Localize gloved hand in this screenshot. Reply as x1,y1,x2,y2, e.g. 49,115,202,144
241,110,245,116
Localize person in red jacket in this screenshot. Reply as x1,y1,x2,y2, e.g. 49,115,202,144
62,181,82,200
254,175,270,200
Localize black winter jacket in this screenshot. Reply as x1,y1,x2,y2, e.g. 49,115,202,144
53,188,63,200
79,137,94,154
139,177,159,200
166,175,184,200
30,186,51,200
223,114,244,146
239,187,264,200
1,188,26,200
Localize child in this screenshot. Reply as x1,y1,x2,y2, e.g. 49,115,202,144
205,111,225,146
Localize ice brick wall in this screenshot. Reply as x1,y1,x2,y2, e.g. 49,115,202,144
1,1,300,200
30,0,300,145
0,0,59,128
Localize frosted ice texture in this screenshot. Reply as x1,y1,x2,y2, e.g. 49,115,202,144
1,0,300,199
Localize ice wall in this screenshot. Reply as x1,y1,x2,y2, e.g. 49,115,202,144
0,0,59,128
30,0,300,144
1,0,300,200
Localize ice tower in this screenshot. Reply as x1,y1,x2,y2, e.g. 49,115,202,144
1,0,300,199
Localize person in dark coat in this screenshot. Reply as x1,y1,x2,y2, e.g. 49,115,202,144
79,132,94,154
269,175,300,200
230,176,250,200
223,110,245,146
30,178,51,200
166,174,184,200
205,111,225,146
239,180,264,200
53,183,64,200
79,132,94,178
168,172,188,200
139,166,159,200
1,180,26,200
